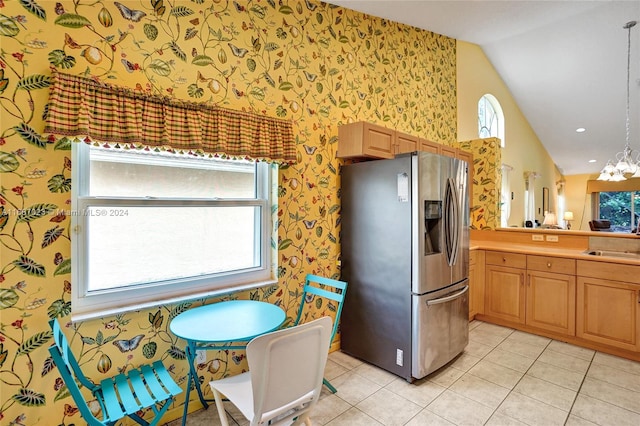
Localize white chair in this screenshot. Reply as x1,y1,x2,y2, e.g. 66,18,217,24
209,316,332,426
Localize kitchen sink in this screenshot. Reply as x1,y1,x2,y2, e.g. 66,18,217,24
582,249,640,260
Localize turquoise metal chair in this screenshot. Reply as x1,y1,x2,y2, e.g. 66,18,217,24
48,319,182,426
293,274,348,394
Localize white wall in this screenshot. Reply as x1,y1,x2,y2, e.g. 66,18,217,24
457,41,561,227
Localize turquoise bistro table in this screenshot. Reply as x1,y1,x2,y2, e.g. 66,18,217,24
170,300,286,425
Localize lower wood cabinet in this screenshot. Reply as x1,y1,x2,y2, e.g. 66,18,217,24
484,251,526,323
485,264,526,323
576,276,640,352
477,250,640,362
527,270,576,335
469,250,485,320
483,252,576,335
576,260,640,352
526,255,576,336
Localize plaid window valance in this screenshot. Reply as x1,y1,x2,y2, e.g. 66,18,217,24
44,70,296,164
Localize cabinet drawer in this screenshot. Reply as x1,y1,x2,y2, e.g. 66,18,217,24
577,260,640,285
527,255,575,275
485,251,526,269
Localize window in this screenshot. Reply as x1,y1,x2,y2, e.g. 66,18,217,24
596,191,640,232
478,94,505,147
71,144,274,319
500,164,513,227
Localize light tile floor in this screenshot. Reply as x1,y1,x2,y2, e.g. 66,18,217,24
167,321,640,425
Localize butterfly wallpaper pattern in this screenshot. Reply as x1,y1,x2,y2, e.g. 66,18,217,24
0,0,498,424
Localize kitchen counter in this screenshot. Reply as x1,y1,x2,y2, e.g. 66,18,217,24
469,229,640,363
470,228,640,266
470,241,640,265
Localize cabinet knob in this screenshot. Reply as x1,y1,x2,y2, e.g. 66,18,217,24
502,257,506,262
547,262,552,268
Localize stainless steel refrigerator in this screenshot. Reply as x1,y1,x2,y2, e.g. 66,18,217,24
340,151,469,382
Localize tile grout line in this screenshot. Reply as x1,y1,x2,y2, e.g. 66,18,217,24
562,347,596,426
567,353,640,422
480,329,554,426
441,324,519,425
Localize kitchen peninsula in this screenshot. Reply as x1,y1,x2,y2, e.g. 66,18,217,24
470,228,640,363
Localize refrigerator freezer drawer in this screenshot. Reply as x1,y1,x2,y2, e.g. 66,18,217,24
411,281,469,379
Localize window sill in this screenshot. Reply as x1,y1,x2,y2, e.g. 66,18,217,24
71,278,279,323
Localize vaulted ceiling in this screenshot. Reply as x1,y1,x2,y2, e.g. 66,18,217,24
327,1,640,176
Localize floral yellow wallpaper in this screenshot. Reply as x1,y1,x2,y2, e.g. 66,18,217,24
459,137,501,230
0,0,495,424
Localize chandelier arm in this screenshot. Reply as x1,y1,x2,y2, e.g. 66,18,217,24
597,21,636,181
626,21,633,147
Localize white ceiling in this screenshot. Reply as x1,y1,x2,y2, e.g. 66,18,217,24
326,0,640,176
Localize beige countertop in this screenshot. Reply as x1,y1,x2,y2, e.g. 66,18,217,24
470,241,640,266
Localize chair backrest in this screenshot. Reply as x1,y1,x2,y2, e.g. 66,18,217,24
247,316,332,425
589,219,611,231
48,319,102,425
294,274,347,345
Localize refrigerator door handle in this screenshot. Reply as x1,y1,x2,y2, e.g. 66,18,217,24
426,285,469,306
444,177,460,266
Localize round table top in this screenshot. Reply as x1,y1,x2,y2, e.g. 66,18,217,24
169,300,286,343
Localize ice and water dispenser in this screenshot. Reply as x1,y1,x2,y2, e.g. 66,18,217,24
424,200,442,255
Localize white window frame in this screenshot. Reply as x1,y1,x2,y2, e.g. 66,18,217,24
478,94,505,148
71,143,275,321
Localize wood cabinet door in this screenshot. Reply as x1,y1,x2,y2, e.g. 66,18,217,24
577,277,640,351
419,138,440,154
362,123,395,158
440,145,457,158
396,131,419,154
485,265,525,324
527,271,576,336
339,122,396,159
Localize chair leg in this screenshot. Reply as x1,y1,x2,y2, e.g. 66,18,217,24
292,414,311,426
322,378,337,394
212,389,230,426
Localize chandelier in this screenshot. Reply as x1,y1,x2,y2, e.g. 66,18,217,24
597,21,638,181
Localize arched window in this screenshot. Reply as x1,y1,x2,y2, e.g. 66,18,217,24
478,94,505,147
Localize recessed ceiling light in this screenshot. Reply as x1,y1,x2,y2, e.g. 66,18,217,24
576,127,586,133
588,159,597,163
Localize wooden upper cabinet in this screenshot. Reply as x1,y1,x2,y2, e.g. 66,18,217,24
337,122,395,159
337,122,469,164
419,138,440,154
440,145,457,158
395,131,419,154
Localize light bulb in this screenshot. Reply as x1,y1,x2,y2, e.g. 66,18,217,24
598,171,611,181
616,160,629,171
603,162,615,173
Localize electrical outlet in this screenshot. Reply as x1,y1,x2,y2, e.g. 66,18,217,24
532,235,544,241
546,235,559,242
396,349,403,366
195,350,206,364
